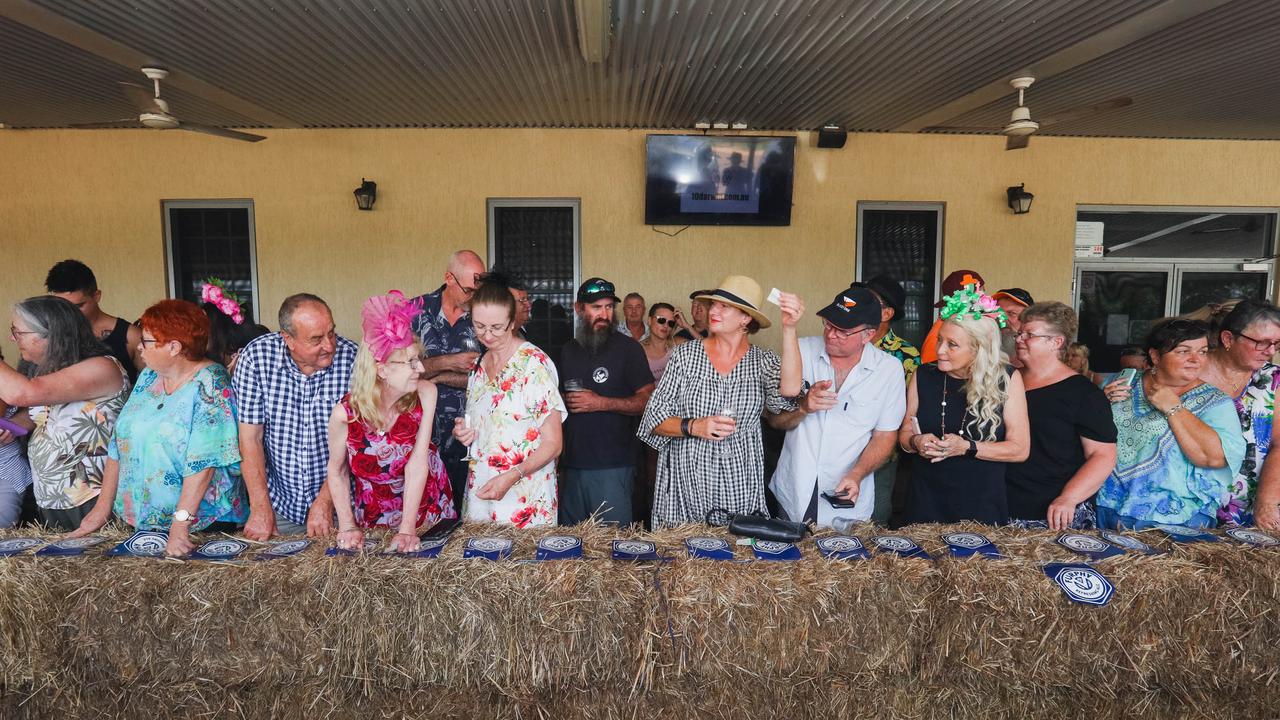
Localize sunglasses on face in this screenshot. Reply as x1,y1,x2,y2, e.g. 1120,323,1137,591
654,317,677,326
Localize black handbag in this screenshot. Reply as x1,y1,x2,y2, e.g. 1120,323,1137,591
707,509,809,544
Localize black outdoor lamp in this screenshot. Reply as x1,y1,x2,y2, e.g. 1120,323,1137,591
354,178,377,211
1006,184,1034,214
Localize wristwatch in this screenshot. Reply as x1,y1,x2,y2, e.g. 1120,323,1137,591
172,508,196,523
965,439,978,458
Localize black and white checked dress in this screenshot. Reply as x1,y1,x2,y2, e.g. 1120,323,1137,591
638,340,795,529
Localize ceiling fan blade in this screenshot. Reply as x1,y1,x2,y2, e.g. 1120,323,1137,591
118,81,164,114
920,125,1002,134
1037,97,1133,129
179,122,267,143
1005,134,1031,151
67,119,140,129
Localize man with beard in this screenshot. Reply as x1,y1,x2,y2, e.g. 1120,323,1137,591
556,277,656,525
994,288,1035,369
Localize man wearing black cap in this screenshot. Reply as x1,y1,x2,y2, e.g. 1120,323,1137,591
767,286,906,527
556,277,656,526
852,274,920,526
674,289,712,341
993,287,1035,368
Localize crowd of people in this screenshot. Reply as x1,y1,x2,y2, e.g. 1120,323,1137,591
2,255,1279,556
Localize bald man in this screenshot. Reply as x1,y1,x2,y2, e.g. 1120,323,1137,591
412,249,486,516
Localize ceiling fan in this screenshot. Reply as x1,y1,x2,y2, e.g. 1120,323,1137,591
70,66,266,143
924,76,1132,150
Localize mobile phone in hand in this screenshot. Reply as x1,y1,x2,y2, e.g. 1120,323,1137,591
1116,368,1139,385
0,417,28,438
821,491,857,509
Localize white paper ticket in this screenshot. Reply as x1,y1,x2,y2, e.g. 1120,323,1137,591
766,288,783,306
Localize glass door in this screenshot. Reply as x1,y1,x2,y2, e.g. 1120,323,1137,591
1175,268,1272,314
1075,265,1172,371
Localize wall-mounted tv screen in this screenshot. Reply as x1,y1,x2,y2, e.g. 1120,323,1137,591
645,135,795,226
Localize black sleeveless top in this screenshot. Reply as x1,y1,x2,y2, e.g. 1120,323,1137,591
905,363,1011,525
103,317,139,386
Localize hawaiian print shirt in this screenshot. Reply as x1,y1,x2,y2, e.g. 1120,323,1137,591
411,284,478,463
876,329,920,383
1220,362,1280,525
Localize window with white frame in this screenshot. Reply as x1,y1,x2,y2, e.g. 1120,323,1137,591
163,200,260,324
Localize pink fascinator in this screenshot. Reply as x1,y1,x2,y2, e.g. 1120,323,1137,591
361,290,423,362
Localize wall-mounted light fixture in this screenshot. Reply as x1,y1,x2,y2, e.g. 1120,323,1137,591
354,178,377,211
1006,184,1034,214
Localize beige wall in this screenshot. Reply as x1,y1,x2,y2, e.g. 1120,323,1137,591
3,127,1279,360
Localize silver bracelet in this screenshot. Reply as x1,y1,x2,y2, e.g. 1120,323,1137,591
1164,403,1185,418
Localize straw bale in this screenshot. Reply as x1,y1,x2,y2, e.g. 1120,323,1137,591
1,521,1279,720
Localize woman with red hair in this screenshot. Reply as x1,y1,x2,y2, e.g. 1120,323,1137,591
70,299,247,556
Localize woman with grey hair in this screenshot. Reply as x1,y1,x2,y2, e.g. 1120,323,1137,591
1197,299,1280,528
0,296,130,530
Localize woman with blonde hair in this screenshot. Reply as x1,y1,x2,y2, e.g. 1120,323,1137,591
327,291,456,552
899,283,1029,525
1065,342,1106,385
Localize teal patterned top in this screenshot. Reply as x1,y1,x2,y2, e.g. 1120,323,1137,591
109,365,248,531
1099,380,1245,526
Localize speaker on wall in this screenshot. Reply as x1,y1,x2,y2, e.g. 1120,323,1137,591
816,124,847,149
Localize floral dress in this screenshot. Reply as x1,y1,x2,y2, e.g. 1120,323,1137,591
28,357,130,510
341,394,456,529
463,342,565,527
1220,363,1280,525
110,365,247,531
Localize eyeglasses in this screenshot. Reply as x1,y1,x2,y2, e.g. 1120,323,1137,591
473,321,511,336
9,326,39,340
654,317,677,326
449,272,481,296
1235,332,1280,352
1015,331,1060,342
383,357,424,368
140,337,161,346
822,321,869,339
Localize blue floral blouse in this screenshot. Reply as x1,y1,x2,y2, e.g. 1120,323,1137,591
109,365,248,531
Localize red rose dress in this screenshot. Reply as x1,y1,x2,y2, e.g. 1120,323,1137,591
462,342,566,527
341,394,457,529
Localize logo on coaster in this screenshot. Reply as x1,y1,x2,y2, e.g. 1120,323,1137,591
1226,528,1280,547
872,536,916,552
192,539,248,559
419,536,449,550
259,539,311,558
817,536,864,553
1099,531,1156,554
592,367,609,384
121,531,169,557
0,538,43,555
1045,563,1116,606
1155,524,1218,542
1058,533,1108,553
49,537,107,550
687,537,730,552
615,540,655,555
539,535,582,552
942,532,989,549
753,540,794,555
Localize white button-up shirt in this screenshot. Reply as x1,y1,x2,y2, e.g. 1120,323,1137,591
769,336,906,526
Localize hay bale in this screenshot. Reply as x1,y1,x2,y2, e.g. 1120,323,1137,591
2,522,1279,719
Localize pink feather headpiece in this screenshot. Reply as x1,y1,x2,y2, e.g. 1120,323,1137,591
361,290,422,362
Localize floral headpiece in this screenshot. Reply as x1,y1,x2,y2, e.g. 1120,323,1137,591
361,290,423,363
939,282,1009,328
201,278,245,325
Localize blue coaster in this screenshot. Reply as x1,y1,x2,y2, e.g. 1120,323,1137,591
815,535,870,560
35,536,109,557
870,535,931,560
1225,528,1280,547
536,535,583,561
751,539,801,561
612,539,660,561
106,531,170,558
325,538,383,557
1098,530,1158,555
942,531,1003,559
464,537,513,561
685,537,735,561
189,538,249,561
253,539,312,560
398,535,450,559
1056,532,1125,560
1043,562,1116,607
1156,525,1219,543
0,538,44,557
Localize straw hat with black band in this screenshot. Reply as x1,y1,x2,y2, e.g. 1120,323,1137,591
695,275,771,330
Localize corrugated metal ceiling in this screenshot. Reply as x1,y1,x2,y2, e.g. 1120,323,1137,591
0,0,1274,139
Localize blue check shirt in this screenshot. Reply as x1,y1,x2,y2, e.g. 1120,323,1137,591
232,332,357,525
